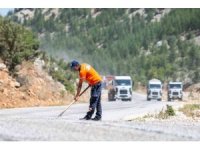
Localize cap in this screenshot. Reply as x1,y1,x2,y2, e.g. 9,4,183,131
70,60,79,69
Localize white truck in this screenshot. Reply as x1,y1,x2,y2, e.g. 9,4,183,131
147,79,162,101
108,76,133,101
167,82,183,101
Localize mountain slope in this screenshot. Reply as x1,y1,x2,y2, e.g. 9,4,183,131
7,8,200,86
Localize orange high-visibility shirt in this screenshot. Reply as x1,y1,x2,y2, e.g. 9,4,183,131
79,63,102,85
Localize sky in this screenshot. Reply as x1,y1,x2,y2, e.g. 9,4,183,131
0,8,13,16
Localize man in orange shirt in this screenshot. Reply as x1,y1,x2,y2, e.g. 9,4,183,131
70,60,102,121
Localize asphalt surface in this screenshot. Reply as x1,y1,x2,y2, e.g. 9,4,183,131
0,91,199,141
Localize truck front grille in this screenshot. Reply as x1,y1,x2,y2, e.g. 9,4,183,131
120,90,128,94
173,92,179,95
152,92,158,95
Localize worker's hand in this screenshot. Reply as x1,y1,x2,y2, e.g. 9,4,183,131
74,96,79,101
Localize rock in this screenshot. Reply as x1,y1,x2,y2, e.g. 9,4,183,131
14,65,21,72
0,63,6,70
156,41,162,47
15,82,21,88
10,81,21,88
34,58,45,70
16,75,29,86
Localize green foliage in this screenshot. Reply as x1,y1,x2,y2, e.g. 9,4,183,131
0,18,39,71
137,104,176,120
157,105,176,119
165,105,176,116
41,54,76,93
0,16,75,94
50,69,75,93
7,8,200,85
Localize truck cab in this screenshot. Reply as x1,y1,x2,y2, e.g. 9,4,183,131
147,79,162,101
108,76,133,101
168,82,183,101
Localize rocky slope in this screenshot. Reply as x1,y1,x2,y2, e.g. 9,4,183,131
0,59,74,108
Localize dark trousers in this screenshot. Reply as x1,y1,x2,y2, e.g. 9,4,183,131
86,82,102,118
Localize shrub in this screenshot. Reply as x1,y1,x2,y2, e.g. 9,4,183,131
50,69,75,93
165,105,176,116
0,18,39,71
179,104,200,117
156,105,176,119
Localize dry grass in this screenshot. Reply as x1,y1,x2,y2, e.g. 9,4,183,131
132,105,176,121
179,104,200,118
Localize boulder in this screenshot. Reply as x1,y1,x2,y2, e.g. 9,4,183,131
14,65,21,72
0,63,6,71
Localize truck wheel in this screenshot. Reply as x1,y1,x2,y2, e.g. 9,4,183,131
108,97,114,101
122,99,127,101
168,97,171,101
157,99,162,101
147,98,151,101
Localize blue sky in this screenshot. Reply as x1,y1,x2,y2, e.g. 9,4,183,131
0,8,14,16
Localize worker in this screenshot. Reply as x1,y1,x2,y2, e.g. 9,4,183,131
70,60,102,121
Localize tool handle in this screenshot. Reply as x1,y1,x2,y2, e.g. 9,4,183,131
57,85,90,117
57,100,75,117
79,85,90,96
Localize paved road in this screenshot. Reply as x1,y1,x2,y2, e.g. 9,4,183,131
0,92,199,141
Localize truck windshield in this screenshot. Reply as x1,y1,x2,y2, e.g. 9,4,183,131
169,84,182,89
115,80,131,86
149,84,161,89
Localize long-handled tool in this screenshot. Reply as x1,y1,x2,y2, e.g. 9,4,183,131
57,85,90,118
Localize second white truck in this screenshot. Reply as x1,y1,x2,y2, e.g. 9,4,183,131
147,79,162,101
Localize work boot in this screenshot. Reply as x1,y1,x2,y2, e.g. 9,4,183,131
91,116,101,121
79,115,91,120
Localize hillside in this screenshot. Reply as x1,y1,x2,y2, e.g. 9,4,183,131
7,8,200,87
0,16,76,108
0,60,73,108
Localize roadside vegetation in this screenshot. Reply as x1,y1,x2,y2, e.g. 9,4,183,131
0,16,75,93
156,105,176,119
132,105,176,121
179,104,200,118
133,103,200,121
0,17,39,72
41,53,76,92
